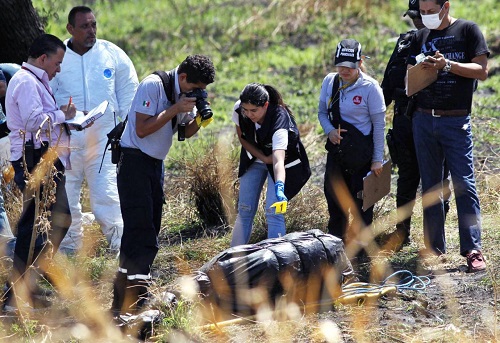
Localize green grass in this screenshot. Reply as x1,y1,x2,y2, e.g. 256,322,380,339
34,0,500,132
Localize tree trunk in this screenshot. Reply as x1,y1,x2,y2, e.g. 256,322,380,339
0,0,44,64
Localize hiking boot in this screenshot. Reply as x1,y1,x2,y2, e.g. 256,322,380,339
395,226,410,246
466,250,486,273
31,285,54,298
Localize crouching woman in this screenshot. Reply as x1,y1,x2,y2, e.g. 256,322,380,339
231,83,310,247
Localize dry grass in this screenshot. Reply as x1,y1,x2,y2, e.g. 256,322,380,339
1,121,499,342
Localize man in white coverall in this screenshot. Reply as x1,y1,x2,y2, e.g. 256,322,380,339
51,6,138,254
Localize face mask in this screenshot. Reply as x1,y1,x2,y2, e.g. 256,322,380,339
422,4,446,29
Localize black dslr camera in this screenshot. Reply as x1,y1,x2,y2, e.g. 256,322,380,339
184,89,213,121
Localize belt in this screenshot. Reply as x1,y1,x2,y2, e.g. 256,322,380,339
416,107,469,117
121,147,161,162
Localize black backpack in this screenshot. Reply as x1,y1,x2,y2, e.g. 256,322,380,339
99,70,176,171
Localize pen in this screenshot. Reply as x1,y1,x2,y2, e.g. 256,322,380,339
68,96,72,107
338,124,341,138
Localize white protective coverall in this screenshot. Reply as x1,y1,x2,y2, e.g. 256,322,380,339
51,39,138,253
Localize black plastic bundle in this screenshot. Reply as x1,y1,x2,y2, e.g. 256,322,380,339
195,229,353,317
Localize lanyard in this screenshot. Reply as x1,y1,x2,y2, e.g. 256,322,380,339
21,66,57,105
328,75,358,109
21,66,71,136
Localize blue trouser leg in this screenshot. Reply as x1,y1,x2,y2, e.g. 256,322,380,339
413,111,481,255
231,162,285,247
264,172,286,239
0,186,15,259
438,115,482,255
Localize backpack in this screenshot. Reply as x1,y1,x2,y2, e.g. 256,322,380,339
99,70,176,171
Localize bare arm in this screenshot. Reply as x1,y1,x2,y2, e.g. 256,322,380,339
185,116,202,138
235,125,272,164
272,149,286,183
417,51,488,81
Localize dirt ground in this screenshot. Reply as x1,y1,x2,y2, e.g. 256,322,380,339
190,251,497,343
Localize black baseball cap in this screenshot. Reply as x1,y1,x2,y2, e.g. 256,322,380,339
334,39,362,69
404,0,420,19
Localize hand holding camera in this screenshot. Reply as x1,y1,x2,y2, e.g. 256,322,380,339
177,89,215,141
184,88,213,121
176,94,197,113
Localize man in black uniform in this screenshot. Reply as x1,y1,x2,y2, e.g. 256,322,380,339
381,0,450,249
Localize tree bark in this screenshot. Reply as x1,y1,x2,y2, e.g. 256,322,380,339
0,0,44,64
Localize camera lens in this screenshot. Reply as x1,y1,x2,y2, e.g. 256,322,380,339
197,99,213,120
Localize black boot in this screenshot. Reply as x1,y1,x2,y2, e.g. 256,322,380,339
111,272,127,317
395,222,411,246
125,279,150,314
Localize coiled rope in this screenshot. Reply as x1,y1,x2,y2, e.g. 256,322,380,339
337,270,431,304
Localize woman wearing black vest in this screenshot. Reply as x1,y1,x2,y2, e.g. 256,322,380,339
230,83,310,247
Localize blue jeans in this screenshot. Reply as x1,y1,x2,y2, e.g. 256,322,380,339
231,162,285,247
392,112,451,235
412,111,482,255
0,185,15,259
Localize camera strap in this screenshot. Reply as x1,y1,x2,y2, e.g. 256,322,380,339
99,70,178,172
153,70,177,129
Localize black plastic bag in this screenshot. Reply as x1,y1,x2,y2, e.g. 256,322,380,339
196,230,353,317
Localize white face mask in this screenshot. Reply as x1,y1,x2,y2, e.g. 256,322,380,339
422,4,446,29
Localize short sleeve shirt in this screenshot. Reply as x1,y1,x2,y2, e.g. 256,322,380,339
407,19,489,111
120,74,176,160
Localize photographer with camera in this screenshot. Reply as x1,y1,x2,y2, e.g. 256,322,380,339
111,55,215,317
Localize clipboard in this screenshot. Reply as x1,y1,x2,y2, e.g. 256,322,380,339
358,160,392,211
405,63,438,96
65,100,109,130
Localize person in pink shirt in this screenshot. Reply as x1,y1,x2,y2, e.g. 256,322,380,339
2,34,76,313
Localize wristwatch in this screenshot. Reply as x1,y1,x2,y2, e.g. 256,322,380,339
443,59,452,72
